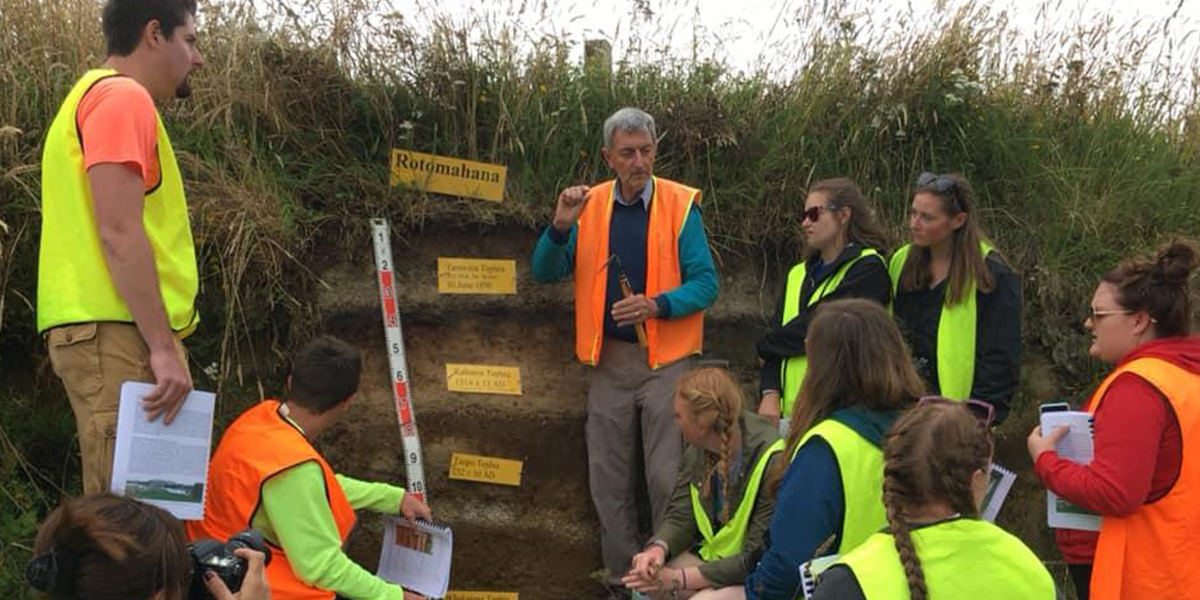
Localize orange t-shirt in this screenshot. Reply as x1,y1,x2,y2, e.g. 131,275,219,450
76,76,160,192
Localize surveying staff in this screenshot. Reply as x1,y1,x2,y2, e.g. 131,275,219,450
813,400,1055,600
188,336,432,600
888,172,1021,423
1028,240,1200,600
38,0,203,495
623,368,782,599
531,107,719,596
755,178,891,431
744,299,923,600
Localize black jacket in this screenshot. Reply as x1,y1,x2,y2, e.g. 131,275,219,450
756,244,892,394
890,254,1022,423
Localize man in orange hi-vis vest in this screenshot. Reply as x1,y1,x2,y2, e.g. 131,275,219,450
531,107,719,598
189,336,433,600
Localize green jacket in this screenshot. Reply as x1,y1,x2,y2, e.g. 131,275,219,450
654,412,782,586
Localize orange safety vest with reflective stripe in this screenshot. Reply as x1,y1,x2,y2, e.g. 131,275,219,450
186,401,357,600
573,177,703,369
1088,357,1200,600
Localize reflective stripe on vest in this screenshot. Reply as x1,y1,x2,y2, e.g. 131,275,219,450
37,69,198,335
573,177,703,369
887,242,992,399
778,248,882,417
793,419,886,554
689,439,784,561
1088,357,1200,600
838,519,1055,600
185,401,357,600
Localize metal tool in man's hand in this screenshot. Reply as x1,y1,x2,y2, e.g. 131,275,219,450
598,254,649,348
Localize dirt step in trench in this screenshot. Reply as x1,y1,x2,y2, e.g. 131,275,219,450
312,225,769,600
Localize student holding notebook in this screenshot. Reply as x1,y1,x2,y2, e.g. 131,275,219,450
1028,240,1200,600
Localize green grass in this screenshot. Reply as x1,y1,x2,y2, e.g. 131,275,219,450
2,0,1199,593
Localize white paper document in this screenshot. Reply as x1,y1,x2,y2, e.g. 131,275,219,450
378,518,453,598
981,462,1016,522
110,381,215,520
1041,410,1102,531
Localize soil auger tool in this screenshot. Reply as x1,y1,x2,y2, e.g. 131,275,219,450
600,254,649,348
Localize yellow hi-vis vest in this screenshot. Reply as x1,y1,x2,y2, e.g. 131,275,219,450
887,242,993,400
778,248,882,417
837,518,1055,600
689,439,785,561
792,419,886,555
37,68,198,335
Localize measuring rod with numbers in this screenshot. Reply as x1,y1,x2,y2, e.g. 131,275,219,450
370,218,427,502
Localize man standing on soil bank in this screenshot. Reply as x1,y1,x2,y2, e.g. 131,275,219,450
532,107,720,597
37,0,203,494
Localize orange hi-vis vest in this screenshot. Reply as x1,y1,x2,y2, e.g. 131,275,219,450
573,177,703,369
186,401,357,600
1088,357,1200,600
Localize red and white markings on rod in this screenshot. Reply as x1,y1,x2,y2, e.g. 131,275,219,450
371,218,427,503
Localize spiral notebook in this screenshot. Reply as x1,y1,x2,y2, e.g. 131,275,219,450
377,517,453,598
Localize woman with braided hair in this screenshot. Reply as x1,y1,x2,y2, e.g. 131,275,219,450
744,298,923,600
813,400,1055,600
1028,239,1200,600
623,367,784,599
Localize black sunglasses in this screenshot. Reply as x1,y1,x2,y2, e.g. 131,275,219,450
802,204,839,223
916,172,963,211
917,395,995,427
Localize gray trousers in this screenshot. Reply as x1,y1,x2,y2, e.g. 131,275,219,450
587,338,690,585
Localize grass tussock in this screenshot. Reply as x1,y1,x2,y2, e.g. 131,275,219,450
2,0,1200,592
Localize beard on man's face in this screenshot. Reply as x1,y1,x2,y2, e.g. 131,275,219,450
175,77,192,99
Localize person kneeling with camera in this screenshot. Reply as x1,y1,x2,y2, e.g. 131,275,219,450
188,336,431,600
27,493,269,600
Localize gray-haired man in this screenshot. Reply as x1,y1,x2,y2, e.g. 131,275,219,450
531,107,719,595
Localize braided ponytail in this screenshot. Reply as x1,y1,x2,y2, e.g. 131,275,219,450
677,368,744,522
883,478,928,600
881,401,993,600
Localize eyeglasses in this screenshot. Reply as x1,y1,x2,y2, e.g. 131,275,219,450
802,205,837,223
916,171,962,211
1088,306,1133,321
917,395,995,428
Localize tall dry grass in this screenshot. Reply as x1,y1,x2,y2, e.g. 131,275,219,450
2,0,1200,594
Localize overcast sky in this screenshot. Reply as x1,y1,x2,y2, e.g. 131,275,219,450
375,0,1200,76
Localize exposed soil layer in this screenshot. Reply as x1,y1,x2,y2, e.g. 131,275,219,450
313,224,1063,600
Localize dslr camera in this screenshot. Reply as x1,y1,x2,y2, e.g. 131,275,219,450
189,529,272,599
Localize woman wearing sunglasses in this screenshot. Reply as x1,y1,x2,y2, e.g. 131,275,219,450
743,298,923,600
889,172,1021,423
755,178,891,433
1027,240,1200,600
812,399,1055,600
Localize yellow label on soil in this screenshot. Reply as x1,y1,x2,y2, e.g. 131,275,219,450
445,364,522,395
445,593,519,600
390,149,507,202
437,258,517,294
448,453,523,486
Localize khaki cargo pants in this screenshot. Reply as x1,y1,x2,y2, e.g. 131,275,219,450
46,322,187,495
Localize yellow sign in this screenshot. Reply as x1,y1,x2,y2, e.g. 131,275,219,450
445,364,522,395
437,258,517,295
448,453,523,487
390,149,507,202
445,594,519,600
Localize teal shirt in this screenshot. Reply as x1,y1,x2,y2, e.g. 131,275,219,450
254,415,408,600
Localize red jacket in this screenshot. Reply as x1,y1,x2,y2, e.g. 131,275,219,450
1036,336,1200,563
